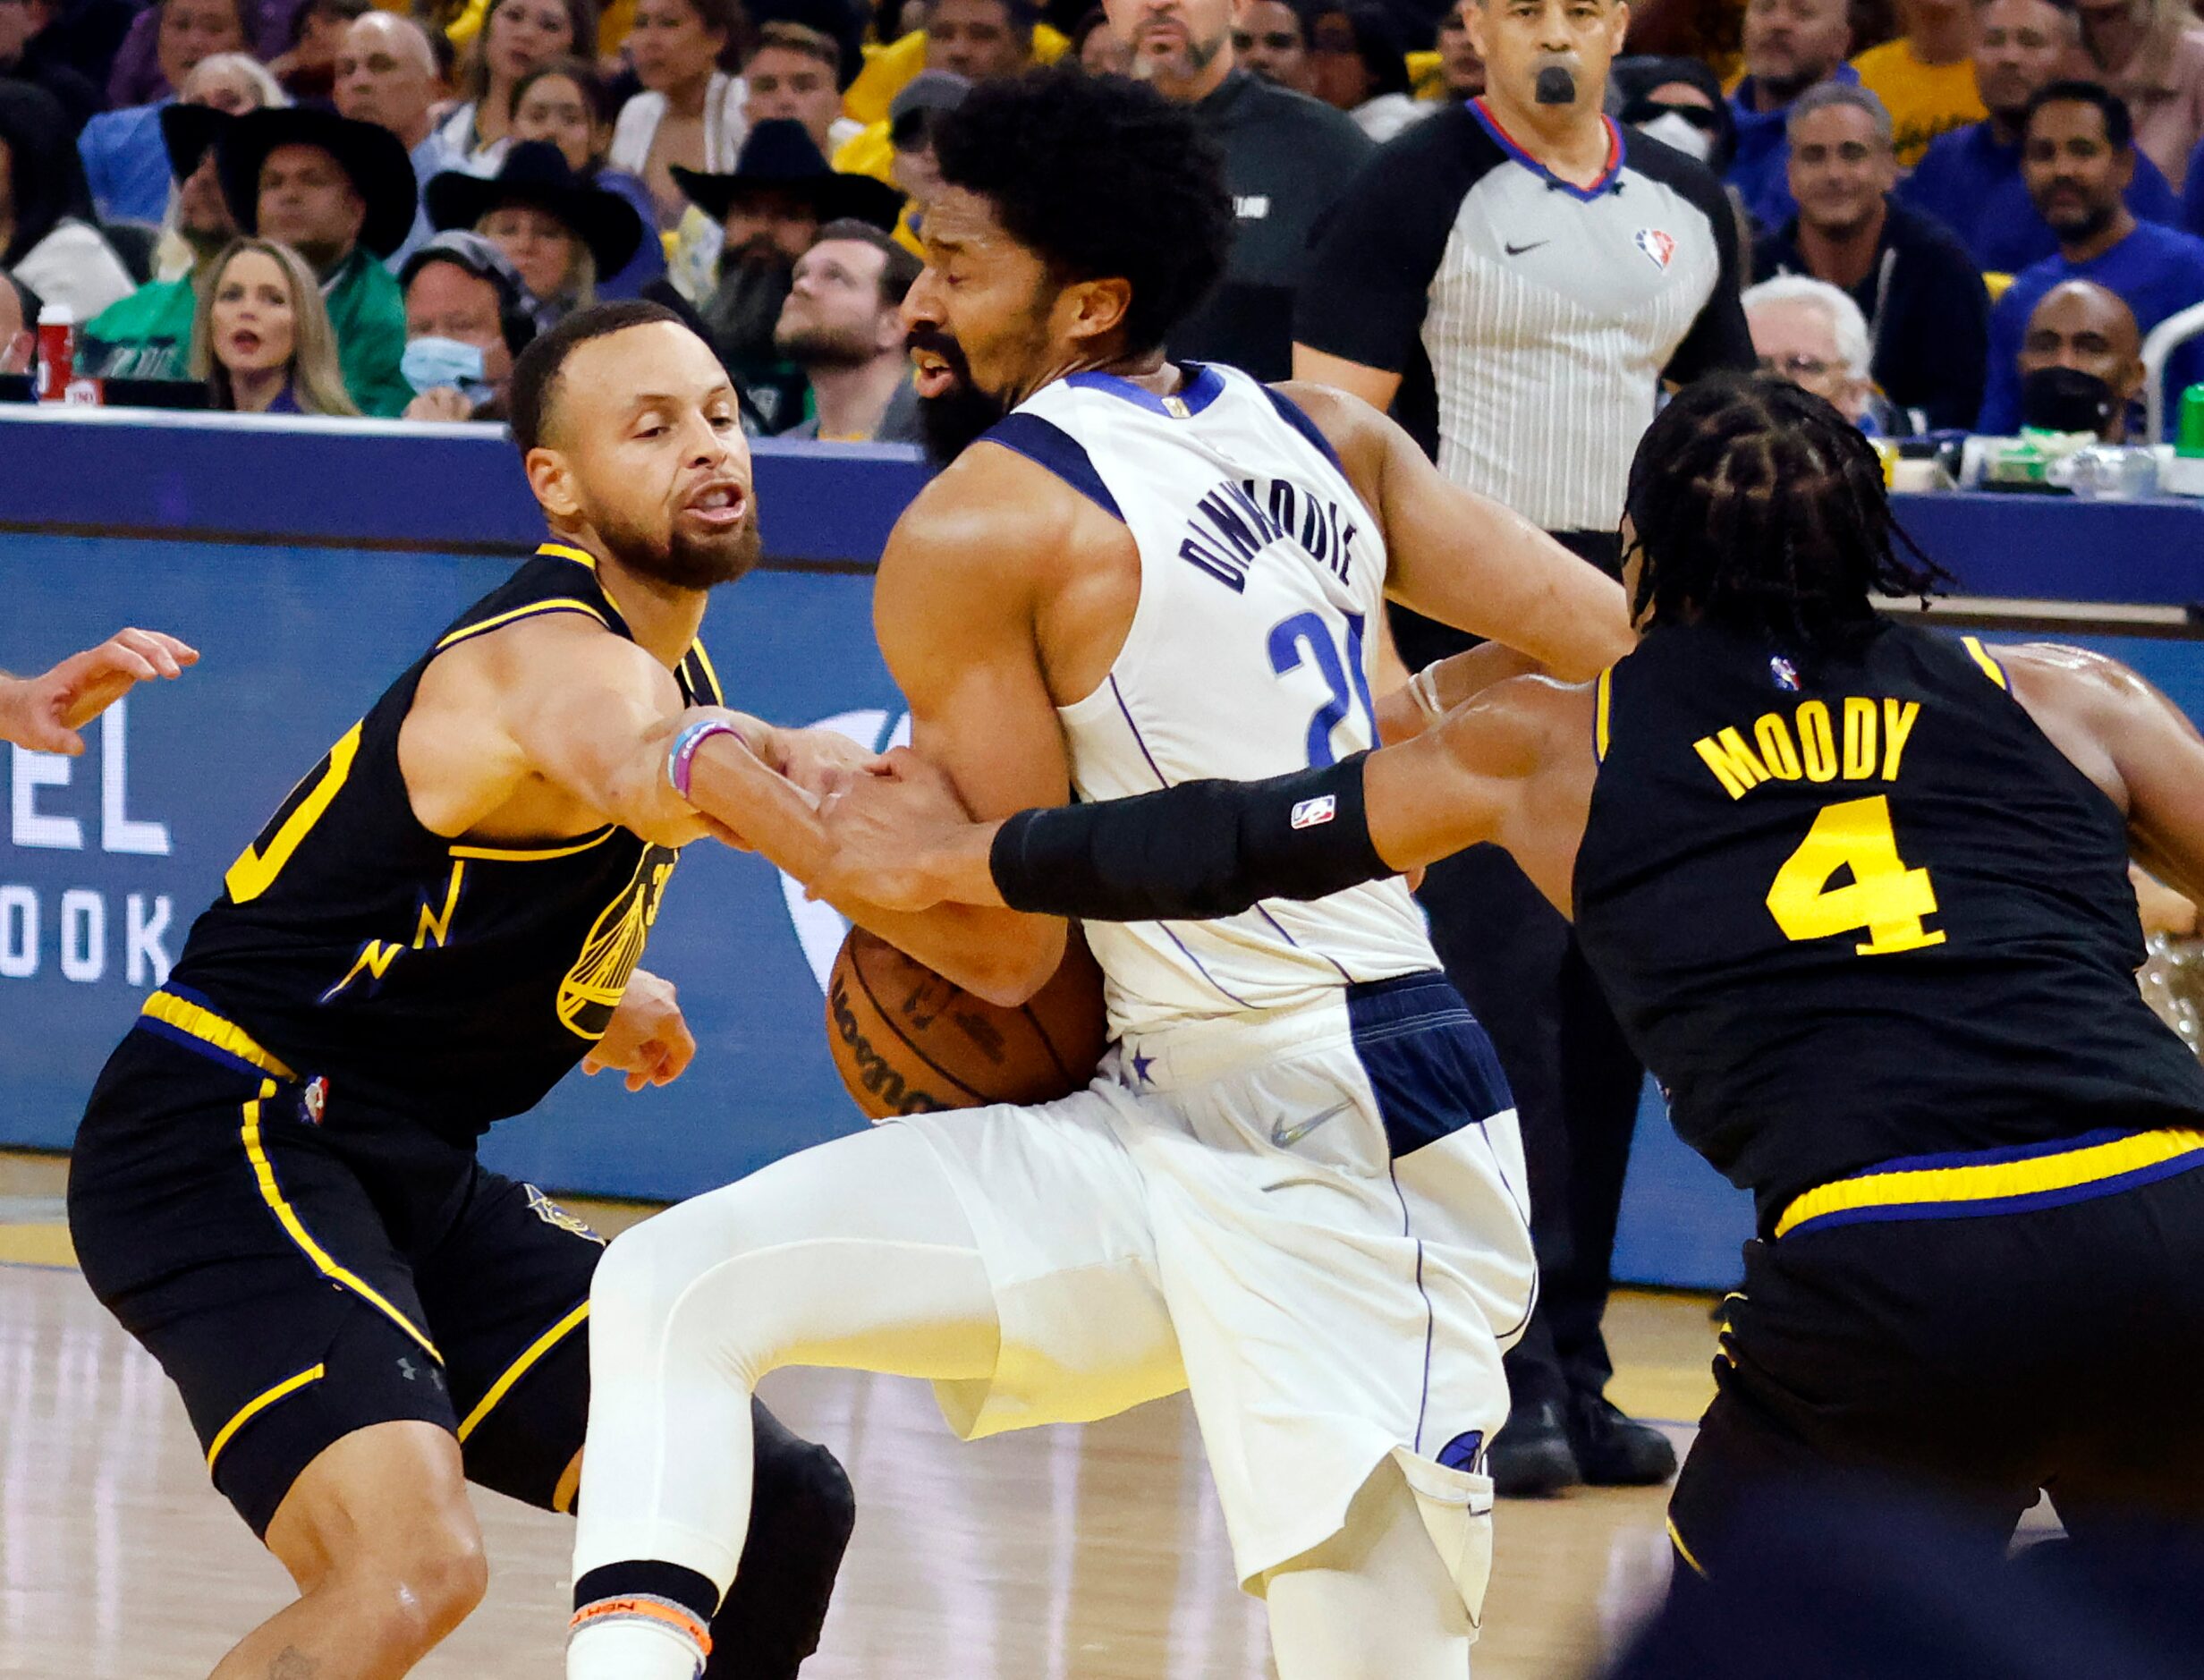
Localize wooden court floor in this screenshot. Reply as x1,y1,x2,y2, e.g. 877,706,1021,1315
1,1150,1711,1679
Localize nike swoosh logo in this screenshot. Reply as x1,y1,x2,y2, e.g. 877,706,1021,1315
1504,240,1549,256
1271,1099,1356,1150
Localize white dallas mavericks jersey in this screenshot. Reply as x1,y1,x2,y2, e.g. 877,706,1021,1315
988,362,1437,1039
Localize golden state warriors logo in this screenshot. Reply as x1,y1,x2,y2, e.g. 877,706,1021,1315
559,847,675,1039
524,1183,605,1243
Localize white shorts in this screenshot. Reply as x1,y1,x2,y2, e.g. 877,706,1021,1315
891,970,1536,1608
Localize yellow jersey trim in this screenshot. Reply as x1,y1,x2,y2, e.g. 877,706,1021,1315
1774,1126,2204,1239
456,1300,589,1442
240,1080,442,1361
449,827,618,862
690,640,724,706
207,1362,326,1472
141,991,296,1081
226,723,363,904
435,598,610,650
1594,666,1614,762
1960,636,2007,690
539,541,598,570
1666,1516,1707,1578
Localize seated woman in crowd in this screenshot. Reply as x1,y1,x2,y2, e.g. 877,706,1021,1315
506,58,666,296
433,0,599,173
191,235,361,414
425,140,645,328
609,0,748,230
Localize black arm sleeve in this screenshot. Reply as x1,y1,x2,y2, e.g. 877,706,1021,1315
989,756,1388,923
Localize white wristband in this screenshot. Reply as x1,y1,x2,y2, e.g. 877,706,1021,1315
1408,663,1447,724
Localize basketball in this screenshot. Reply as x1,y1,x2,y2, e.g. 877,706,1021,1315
825,926,1109,1118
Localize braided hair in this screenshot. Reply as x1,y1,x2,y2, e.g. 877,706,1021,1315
1622,373,1947,657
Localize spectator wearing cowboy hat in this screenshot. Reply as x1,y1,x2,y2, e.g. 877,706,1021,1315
503,58,665,299
216,103,420,415
424,138,645,329
648,115,900,428
82,102,239,378
396,227,538,420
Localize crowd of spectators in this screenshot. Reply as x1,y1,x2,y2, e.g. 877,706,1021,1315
0,0,2197,442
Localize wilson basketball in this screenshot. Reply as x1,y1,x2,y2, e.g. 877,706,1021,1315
826,926,1108,1118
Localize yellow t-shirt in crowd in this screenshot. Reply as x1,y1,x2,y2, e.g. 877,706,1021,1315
843,25,1070,127
1849,38,1987,169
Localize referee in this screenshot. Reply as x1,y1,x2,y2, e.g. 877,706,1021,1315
1293,0,1752,1496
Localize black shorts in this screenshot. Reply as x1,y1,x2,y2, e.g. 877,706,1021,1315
1668,1141,2204,1579
68,1017,605,1538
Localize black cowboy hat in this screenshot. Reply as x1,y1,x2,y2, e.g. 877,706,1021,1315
216,106,420,259
670,119,903,232
425,141,647,279
159,103,233,182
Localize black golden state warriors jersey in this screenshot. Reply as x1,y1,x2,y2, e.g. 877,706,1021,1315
164,544,723,1141
1573,617,2204,1231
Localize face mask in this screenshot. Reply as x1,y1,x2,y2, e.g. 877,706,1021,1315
402,335,490,398
1638,109,1714,162
2019,365,2115,435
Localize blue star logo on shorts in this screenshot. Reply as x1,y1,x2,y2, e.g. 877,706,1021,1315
1130,1049,1156,1085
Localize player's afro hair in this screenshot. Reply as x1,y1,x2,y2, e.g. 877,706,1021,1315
1624,373,1950,655
931,67,1234,358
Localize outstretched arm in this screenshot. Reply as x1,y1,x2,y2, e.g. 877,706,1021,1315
2001,643,2204,906
0,628,198,754
1282,382,1636,683
680,456,1076,1005
812,675,1586,921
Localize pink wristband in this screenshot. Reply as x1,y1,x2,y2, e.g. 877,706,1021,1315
665,718,741,802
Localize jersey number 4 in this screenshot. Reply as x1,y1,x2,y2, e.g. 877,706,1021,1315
1766,794,1945,956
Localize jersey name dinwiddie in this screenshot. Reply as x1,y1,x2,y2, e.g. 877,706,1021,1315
161,546,723,1142
984,363,1436,1039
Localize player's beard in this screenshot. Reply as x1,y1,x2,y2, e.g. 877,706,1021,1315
908,326,1011,466
594,501,763,592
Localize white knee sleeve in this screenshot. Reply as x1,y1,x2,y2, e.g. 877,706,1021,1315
572,1125,1002,1596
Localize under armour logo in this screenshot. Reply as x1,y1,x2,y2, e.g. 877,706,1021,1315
398,1357,418,1381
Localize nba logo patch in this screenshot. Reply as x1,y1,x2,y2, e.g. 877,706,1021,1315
1634,228,1675,270
300,1076,328,1125
1769,655,1801,692
1291,794,1336,830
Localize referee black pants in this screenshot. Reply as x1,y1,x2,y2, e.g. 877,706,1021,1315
1394,528,1644,1415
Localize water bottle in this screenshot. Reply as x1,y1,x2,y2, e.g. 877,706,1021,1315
2164,384,2204,496
34,302,74,401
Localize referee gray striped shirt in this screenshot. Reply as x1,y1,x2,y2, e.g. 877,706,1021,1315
1295,98,1751,535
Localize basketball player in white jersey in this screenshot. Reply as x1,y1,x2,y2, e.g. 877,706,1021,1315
565,69,1635,1680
